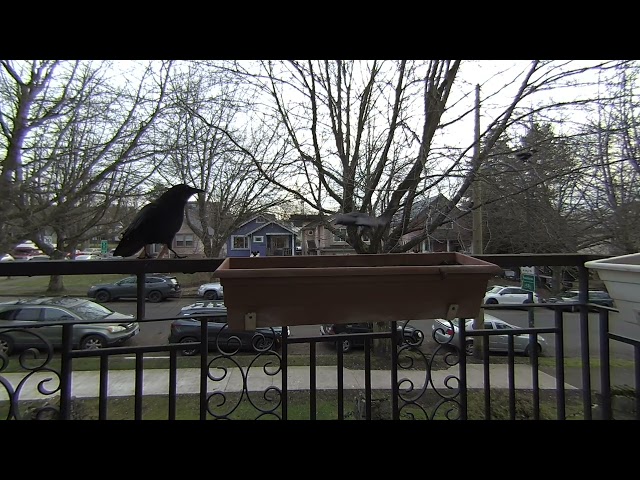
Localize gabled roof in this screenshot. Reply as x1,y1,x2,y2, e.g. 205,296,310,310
235,213,279,230
244,221,297,236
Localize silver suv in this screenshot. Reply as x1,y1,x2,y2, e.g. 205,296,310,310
0,297,139,355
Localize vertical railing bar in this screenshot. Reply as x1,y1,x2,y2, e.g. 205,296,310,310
282,326,289,421
527,298,540,420
598,308,612,420
483,331,491,420
135,272,145,326
134,351,143,420
337,343,344,420
554,308,566,420
578,264,592,420
459,317,468,420
98,353,109,420
59,323,73,421
508,335,515,420
309,341,316,421
391,322,398,421
168,349,177,420
199,318,208,421
365,336,372,421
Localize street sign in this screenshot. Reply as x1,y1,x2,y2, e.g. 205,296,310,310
101,240,109,255
520,266,536,292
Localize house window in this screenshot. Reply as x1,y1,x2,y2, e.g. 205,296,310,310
253,235,264,243
175,234,194,247
232,235,249,249
333,228,347,242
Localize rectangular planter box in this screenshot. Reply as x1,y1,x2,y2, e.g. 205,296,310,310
585,253,640,334
214,252,502,331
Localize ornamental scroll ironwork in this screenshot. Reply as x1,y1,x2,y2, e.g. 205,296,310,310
0,329,62,420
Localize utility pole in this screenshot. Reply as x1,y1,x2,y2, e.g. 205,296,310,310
471,84,483,256
471,84,485,360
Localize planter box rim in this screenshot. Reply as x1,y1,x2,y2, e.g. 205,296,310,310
585,253,640,274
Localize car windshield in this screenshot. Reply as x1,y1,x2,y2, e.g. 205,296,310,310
487,286,503,293
65,301,116,321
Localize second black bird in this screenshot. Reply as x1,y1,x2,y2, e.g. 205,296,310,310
114,184,205,259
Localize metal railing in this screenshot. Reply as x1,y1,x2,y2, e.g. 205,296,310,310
0,254,638,420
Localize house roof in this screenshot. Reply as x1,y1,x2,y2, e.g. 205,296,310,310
244,221,297,236
235,213,279,231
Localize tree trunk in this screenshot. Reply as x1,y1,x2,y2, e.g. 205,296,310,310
47,275,65,294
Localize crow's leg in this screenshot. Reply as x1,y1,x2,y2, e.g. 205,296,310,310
137,245,153,259
156,245,169,259
169,247,187,259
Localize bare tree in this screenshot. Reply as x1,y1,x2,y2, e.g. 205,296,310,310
0,60,173,291
152,62,292,259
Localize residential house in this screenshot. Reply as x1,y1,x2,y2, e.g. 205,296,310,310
300,214,357,256
226,214,297,257
299,196,471,256
397,194,472,253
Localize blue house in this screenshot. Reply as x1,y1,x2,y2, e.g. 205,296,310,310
226,214,297,258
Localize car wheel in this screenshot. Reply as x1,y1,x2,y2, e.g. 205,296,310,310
341,339,352,353
94,290,111,303
485,298,498,305
203,290,218,300
0,334,14,356
80,334,107,350
147,290,163,303
179,336,199,356
524,342,543,356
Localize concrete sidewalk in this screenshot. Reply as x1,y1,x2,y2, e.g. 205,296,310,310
0,364,576,401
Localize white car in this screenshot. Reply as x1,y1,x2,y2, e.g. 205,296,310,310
197,282,224,300
483,285,542,305
75,254,102,260
0,254,14,262
432,314,547,356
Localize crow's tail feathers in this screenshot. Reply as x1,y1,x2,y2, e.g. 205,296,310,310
113,240,145,258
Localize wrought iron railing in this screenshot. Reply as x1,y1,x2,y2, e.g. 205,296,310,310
0,254,638,420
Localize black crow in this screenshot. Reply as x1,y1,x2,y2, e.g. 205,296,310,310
114,184,205,259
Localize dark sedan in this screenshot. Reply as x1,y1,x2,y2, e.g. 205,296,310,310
320,321,424,353
168,302,289,355
546,290,614,312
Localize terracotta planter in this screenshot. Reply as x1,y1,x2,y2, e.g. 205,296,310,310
214,252,502,331
585,253,640,336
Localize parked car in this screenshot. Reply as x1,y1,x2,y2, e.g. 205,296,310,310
0,297,139,355
432,314,547,356
197,281,224,300
483,285,543,306
545,290,614,312
75,254,102,260
169,302,288,355
320,322,424,353
29,254,51,261
87,274,182,303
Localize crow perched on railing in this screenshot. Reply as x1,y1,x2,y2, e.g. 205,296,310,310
114,184,205,259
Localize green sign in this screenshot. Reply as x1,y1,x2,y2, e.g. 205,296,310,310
101,240,109,254
521,274,536,292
